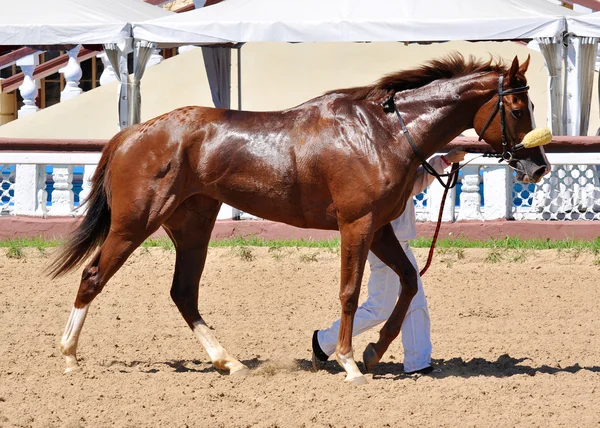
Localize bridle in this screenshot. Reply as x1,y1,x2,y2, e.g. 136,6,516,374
381,73,530,276
476,74,530,163
381,73,531,191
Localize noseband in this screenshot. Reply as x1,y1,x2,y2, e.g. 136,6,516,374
476,75,530,162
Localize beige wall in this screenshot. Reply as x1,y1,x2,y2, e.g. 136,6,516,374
0,92,15,125
0,40,597,139
238,40,598,137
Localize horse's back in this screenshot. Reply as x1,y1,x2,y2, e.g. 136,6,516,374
106,100,408,230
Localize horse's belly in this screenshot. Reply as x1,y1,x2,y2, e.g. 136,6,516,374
213,184,338,230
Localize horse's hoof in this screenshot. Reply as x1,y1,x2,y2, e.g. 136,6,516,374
345,374,368,386
362,343,380,373
64,364,82,374
230,365,250,377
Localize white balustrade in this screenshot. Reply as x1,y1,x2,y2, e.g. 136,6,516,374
427,174,455,222
97,51,118,86
456,165,483,221
2,152,600,222
35,166,48,218
0,164,15,215
47,165,74,216
147,49,164,67
13,164,43,216
0,152,100,217
16,53,40,118
76,165,96,215
482,164,512,220
59,46,83,102
178,45,198,55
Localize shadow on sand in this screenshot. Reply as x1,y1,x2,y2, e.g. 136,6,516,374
295,353,600,381
102,357,266,374
103,354,600,379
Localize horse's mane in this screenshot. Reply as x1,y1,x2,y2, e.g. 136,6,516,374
326,53,509,101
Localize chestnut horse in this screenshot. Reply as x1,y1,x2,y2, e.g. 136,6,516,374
52,54,550,385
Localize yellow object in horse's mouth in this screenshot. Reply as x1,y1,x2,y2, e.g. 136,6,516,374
520,127,552,149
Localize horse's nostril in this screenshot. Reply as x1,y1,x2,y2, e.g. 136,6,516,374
532,166,548,181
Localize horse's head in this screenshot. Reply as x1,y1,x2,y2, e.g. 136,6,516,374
473,55,551,184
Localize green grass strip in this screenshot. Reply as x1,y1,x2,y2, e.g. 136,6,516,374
1,235,600,252
410,236,600,252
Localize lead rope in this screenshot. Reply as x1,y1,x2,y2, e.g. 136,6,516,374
419,162,460,277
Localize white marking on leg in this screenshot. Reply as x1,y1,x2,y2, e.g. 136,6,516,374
60,305,89,374
192,319,247,374
336,349,367,385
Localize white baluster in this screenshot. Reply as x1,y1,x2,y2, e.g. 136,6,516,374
16,53,40,118
147,49,164,67
482,165,512,220
36,166,48,218
97,51,118,86
178,45,198,55
76,165,96,216
47,165,74,216
217,204,234,220
59,45,83,102
14,164,41,216
456,165,483,221
427,178,455,222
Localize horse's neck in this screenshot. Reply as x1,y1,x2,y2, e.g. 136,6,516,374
396,72,498,159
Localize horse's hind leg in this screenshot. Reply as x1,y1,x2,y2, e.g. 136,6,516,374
163,195,248,375
61,192,182,373
60,231,149,373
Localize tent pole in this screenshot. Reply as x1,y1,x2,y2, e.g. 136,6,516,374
237,47,242,111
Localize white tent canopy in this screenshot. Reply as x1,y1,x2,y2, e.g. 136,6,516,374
133,0,573,45
0,0,170,46
0,0,173,130
568,12,600,36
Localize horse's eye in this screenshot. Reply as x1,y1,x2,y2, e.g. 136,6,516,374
511,109,523,119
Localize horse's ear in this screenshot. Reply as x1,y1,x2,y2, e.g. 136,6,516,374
506,55,520,84
519,54,531,75
507,56,519,77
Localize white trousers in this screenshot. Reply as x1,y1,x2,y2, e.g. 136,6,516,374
317,241,431,373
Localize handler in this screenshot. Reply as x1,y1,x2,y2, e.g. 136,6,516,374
312,148,467,374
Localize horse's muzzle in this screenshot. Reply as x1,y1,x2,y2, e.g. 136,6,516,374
514,162,550,184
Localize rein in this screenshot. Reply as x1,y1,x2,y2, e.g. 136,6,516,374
419,162,459,277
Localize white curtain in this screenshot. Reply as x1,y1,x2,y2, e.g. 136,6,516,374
576,37,598,136
131,40,156,126
202,46,231,109
103,43,130,130
562,36,598,136
536,36,564,135
533,36,600,219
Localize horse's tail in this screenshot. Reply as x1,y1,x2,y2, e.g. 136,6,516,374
49,131,126,278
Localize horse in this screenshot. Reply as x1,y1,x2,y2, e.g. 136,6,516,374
51,53,550,385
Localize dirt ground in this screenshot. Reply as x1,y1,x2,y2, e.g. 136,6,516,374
1,245,599,427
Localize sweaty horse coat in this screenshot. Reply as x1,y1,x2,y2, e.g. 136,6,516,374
53,54,550,385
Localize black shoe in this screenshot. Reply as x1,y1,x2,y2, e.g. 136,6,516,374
405,365,435,375
311,330,329,371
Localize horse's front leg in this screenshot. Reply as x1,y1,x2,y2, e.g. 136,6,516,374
336,215,374,385
362,223,418,373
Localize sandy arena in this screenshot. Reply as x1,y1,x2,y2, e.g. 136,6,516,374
1,246,599,427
